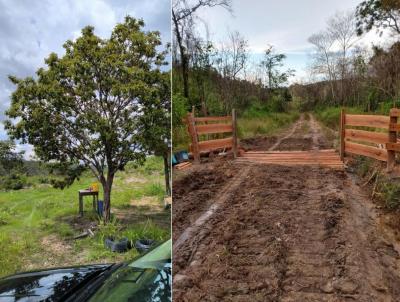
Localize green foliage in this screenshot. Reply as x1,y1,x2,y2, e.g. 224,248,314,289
172,93,188,127
315,107,364,130
0,173,28,190
380,182,400,210
356,0,400,36
0,156,169,277
0,140,24,176
260,46,295,88
5,16,170,221
238,111,300,138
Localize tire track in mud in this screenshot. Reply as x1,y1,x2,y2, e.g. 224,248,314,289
173,115,400,301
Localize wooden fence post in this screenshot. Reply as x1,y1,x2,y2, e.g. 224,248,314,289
187,112,200,163
340,108,345,161
387,108,398,172
232,109,238,158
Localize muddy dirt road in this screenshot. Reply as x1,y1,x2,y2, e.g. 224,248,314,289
173,114,400,302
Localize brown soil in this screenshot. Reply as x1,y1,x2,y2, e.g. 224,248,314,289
240,136,278,151
173,114,400,301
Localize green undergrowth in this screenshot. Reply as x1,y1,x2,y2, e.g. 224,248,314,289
0,156,170,277
238,111,299,138
354,156,400,210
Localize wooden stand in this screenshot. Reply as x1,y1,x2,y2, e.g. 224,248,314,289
78,190,99,217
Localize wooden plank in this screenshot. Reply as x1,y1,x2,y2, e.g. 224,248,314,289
175,162,192,170
390,108,400,117
345,141,388,161
235,159,344,167
388,112,398,171
198,137,233,152
232,109,238,158
386,142,400,152
196,123,233,134
244,150,337,154
194,116,231,122
187,113,200,163
344,129,389,144
345,114,389,129
389,123,400,131
340,109,345,161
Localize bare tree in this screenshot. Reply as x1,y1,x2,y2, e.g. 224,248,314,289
172,0,232,98
216,30,248,80
328,10,359,104
308,31,337,103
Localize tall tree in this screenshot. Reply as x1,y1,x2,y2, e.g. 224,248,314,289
308,32,337,103
356,0,400,36
217,30,248,80
328,10,358,104
5,17,169,222
0,140,24,175
172,0,232,98
260,45,294,88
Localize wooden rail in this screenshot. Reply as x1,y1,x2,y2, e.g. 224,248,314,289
340,108,399,171
185,110,237,163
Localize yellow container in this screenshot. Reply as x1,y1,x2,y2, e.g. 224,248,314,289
90,183,99,192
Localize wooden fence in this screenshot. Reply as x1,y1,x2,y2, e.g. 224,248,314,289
185,109,237,163
340,108,399,171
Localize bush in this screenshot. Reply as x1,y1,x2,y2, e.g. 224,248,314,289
0,173,28,190
380,182,400,210
172,93,188,127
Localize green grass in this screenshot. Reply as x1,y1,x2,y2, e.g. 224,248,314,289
238,111,300,138
314,107,364,130
0,156,170,277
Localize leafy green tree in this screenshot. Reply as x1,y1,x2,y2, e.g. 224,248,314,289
356,0,400,36
260,45,295,88
5,16,169,222
0,140,24,175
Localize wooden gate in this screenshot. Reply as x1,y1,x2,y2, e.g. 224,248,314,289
185,109,237,163
340,108,400,171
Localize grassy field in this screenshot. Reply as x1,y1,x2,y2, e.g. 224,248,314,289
0,156,170,277
238,111,300,139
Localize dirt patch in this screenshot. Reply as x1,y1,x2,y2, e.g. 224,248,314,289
113,196,170,230
240,136,278,151
61,215,98,233
174,164,400,301
172,160,238,242
124,176,147,184
173,114,400,301
275,137,313,150
41,234,73,256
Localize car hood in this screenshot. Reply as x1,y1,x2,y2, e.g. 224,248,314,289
0,264,112,302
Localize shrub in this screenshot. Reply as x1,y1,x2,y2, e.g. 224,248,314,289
0,173,28,190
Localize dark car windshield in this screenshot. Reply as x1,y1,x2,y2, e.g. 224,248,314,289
88,239,171,302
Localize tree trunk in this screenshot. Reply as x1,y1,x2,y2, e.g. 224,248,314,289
102,175,114,223
172,10,189,98
163,154,171,196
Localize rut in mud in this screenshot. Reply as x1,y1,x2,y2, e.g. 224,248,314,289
173,114,400,302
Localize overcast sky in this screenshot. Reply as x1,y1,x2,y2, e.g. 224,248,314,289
195,0,391,83
0,0,170,158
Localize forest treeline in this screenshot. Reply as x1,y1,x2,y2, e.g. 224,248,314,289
292,0,400,113
172,0,294,123
172,0,400,126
